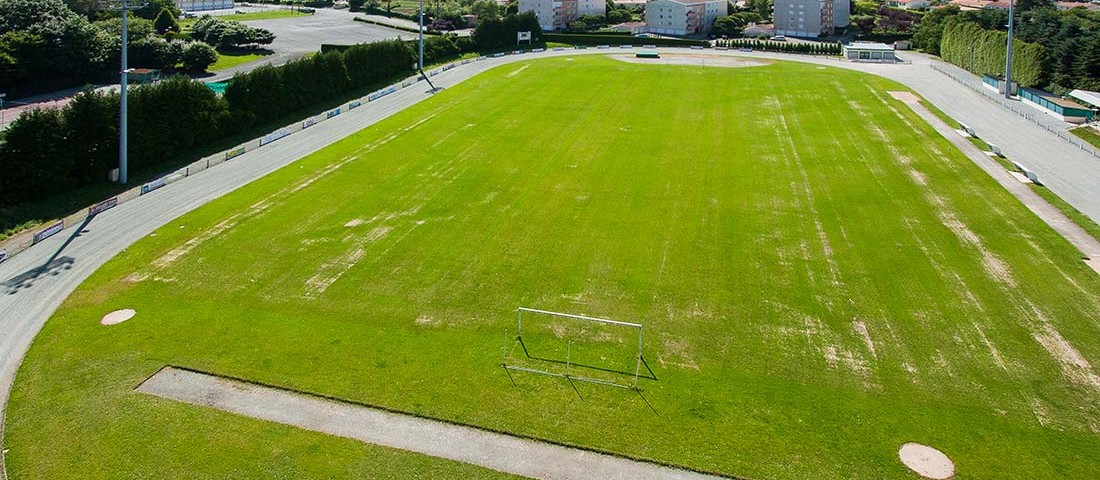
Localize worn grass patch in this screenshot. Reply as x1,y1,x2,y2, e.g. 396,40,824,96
7,56,1100,479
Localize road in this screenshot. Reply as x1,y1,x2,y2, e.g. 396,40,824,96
3,47,1100,477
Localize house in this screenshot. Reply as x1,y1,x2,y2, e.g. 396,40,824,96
519,0,606,30
842,42,897,62
176,0,233,12
889,0,931,9
644,0,727,36
774,0,849,38
611,21,649,34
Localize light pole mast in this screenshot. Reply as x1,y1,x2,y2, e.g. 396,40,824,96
418,0,424,71
1004,0,1015,99
120,0,129,184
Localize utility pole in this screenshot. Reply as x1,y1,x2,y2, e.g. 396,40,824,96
1004,0,1015,99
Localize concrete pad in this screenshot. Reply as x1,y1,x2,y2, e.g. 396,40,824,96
100,309,135,325
137,367,723,480
898,443,955,479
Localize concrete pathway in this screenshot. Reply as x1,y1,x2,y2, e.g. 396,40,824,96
138,367,727,480
888,91,1100,274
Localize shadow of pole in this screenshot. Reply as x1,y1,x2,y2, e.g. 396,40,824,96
1,216,91,295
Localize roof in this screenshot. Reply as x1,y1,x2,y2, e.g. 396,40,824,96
1024,88,1092,110
844,42,895,52
1057,1,1100,10
1069,89,1100,108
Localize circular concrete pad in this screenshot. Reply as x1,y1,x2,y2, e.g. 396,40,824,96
101,309,136,326
899,443,955,479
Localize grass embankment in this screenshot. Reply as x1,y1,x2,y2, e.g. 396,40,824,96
1071,125,1100,149
8,57,1100,479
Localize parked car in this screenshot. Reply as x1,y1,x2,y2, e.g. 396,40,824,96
770,35,786,41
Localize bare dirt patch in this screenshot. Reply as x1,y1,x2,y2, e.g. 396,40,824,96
899,443,955,479
101,309,136,326
609,53,769,69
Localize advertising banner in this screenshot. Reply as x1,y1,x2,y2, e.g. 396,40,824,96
302,117,318,129
33,221,64,244
259,127,292,146
225,146,246,160
141,177,168,195
348,100,362,110
327,108,341,119
88,197,118,216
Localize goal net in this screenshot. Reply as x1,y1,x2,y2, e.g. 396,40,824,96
502,307,645,389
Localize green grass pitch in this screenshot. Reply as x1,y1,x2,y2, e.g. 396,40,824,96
7,55,1100,479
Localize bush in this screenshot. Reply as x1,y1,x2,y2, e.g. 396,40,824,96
474,11,541,50
940,20,1045,86
129,36,183,69
128,76,228,171
191,16,275,48
181,41,218,72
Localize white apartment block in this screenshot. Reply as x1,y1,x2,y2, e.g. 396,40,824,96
775,0,849,37
520,0,607,31
644,0,727,36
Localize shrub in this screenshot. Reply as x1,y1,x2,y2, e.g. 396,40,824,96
181,41,218,72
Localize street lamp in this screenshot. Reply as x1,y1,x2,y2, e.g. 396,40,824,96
419,0,424,71
120,2,130,184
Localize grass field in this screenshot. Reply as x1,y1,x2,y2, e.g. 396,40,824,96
180,9,307,30
209,49,273,72
7,56,1100,479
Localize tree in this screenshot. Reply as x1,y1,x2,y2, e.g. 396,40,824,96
64,88,119,184
348,0,366,10
135,0,181,20
154,8,180,34
1017,0,1054,12
712,15,744,37
0,108,73,202
911,5,960,55
181,41,217,72
470,0,499,19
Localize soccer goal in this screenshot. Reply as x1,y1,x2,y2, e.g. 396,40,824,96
502,307,647,389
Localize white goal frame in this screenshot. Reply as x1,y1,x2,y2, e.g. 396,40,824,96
502,307,645,389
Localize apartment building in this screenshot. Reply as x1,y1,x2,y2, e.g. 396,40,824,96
644,0,727,36
520,0,607,31
774,0,849,38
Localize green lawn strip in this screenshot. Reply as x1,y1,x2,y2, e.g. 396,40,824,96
180,9,307,30
1070,125,1100,149
210,49,273,71
7,57,1100,479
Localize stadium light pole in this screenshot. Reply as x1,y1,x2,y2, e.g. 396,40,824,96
418,0,424,71
1004,0,1015,99
120,0,129,184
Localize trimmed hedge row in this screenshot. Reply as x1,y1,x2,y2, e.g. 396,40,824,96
940,21,1045,87
715,39,842,55
543,33,708,47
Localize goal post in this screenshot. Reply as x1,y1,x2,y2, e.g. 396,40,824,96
504,307,646,389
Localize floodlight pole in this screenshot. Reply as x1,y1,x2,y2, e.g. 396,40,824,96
120,0,129,184
418,0,424,71
1004,0,1015,99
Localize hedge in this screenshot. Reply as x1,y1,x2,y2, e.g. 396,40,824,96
543,33,708,47
940,20,1045,87
714,38,842,55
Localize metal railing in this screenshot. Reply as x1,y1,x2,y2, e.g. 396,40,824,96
930,62,1100,159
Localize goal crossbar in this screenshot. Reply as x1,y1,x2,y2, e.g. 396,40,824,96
507,307,645,389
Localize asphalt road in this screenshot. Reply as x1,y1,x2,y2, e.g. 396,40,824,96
3,48,1100,477
205,9,417,82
